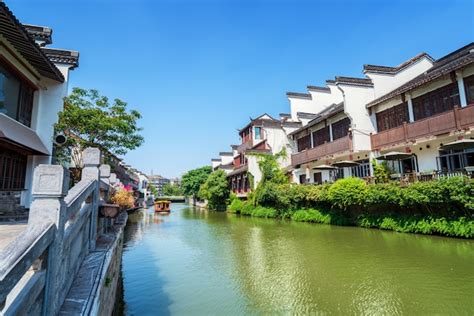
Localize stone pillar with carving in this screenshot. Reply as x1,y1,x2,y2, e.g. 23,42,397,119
99,164,111,201
81,148,101,250
29,164,69,315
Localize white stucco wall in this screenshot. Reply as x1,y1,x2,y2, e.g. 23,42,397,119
365,56,434,98
337,84,375,152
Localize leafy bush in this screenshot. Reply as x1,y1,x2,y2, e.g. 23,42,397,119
198,170,230,211
327,177,367,211
228,196,244,214
291,209,331,224
251,206,278,218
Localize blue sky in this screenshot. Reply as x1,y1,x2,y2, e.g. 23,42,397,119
9,0,474,178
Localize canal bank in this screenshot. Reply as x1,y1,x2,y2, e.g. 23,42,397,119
121,203,474,315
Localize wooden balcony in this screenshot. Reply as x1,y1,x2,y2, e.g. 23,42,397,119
291,135,352,166
371,105,474,150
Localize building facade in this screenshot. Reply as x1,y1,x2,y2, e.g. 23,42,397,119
0,3,79,216
209,42,474,193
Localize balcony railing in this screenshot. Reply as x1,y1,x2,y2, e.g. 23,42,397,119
371,105,474,150
291,135,352,166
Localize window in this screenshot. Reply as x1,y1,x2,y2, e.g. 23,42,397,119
312,126,330,147
437,149,474,172
0,147,27,190
297,134,310,152
412,82,460,121
351,160,370,178
376,103,409,132
464,74,474,104
313,172,322,184
254,127,262,140
331,117,351,140
0,62,35,127
299,174,307,184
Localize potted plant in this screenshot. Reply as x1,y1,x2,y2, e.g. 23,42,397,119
110,185,135,211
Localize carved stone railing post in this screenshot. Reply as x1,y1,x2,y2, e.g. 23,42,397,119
81,148,101,250
99,164,111,201
29,164,69,316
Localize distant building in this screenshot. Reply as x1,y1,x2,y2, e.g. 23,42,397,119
148,175,170,196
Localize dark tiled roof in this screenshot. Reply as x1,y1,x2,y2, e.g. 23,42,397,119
219,152,233,156
23,24,52,46
282,121,302,128
363,52,434,74
227,165,248,177
290,102,345,136
367,42,474,108
335,76,373,87
231,145,239,150
279,113,291,118
211,158,221,162
326,79,336,85
0,2,64,82
42,48,79,69
307,85,330,93
297,112,318,119
286,92,312,99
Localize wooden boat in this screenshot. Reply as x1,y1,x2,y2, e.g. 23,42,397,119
154,200,171,213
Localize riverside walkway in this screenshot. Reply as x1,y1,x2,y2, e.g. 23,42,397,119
0,148,126,316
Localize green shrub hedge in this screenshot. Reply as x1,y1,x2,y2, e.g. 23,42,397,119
229,176,474,238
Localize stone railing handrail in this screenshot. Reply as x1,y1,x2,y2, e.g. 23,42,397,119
0,147,117,315
0,222,54,306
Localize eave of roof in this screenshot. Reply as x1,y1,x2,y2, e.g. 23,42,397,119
0,2,64,82
286,92,312,99
363,52,434,74
42,47,79,69
219,152,233,156
335,76,373,87
290,102,345,136
307,85,331,93
297,112,318,119
23,24,52,46
367,42,474,108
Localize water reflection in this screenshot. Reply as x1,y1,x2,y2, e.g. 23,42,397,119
122,204,474,315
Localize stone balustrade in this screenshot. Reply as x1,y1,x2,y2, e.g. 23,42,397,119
0,148,118,316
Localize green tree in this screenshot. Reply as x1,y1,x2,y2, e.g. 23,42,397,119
54,88,144,170
181,166,212,199
162,183,183,196
148,183,159,198
198,170,230,211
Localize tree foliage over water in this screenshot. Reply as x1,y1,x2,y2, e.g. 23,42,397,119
198,170,230,211
54,88,144,168
162,183,183,196
181,166,212,198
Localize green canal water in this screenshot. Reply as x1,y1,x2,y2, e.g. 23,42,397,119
122,203,474,315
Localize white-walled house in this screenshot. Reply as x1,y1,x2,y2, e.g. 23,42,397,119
368,43,474,174
211,152,234,174
0,3,79,217
227,113,301,196
290,51,439,184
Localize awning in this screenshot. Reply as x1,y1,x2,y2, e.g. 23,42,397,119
227,165,248,177
313,164,337,170
332,160,360,168
439,139,474,151
376,151,412,161
0,114,50,155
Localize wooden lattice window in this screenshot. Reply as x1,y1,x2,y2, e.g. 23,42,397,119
464,74,474,104
331,117,351,140
312,126,330,147
297,134,310,152
376,103,409,132
412,81,460,121
0,148,27,190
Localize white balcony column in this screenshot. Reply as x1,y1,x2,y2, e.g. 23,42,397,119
310,130,314,148
456,71,468,107
328,123,333,142
305,165,311,183
407,94,415,123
